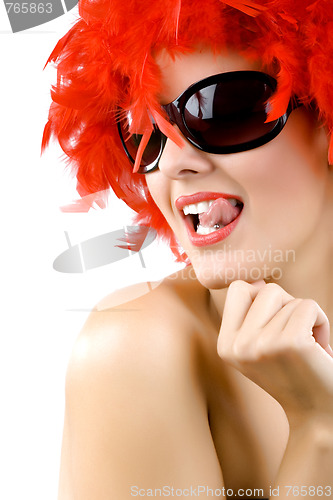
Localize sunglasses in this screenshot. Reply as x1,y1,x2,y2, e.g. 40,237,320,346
118,71,297,174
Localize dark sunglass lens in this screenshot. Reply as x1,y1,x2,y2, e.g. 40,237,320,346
184,77,279,148
119,117,164,172
141,128,165,168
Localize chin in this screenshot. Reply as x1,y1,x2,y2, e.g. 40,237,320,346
190,258,274,290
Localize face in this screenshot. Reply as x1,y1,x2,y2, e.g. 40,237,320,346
145,48,330,289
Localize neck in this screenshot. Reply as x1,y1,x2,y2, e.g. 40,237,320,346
270,226,333,315
273,186,333,324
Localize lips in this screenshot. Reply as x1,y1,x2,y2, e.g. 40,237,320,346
175,191,243,247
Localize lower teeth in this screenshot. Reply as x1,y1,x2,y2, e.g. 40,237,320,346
196,223,224,235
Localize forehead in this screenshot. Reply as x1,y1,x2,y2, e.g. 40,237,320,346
155,47,262,104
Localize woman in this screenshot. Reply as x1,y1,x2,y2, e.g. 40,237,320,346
43,0,333,498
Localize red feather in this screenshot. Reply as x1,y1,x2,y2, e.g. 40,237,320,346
266,66,292,122
133,124,153,173
42,0,333,261
219,0,266,17
151,110,184,150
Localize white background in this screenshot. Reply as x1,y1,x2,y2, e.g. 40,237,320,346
0,7,181,499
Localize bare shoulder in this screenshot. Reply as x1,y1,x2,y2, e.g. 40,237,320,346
59,268,223,500
92,264,209,317
67,268,208,409
72,266,209,361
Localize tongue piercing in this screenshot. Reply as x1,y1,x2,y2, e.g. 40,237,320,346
214,224,221,229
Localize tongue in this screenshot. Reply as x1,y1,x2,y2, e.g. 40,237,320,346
199,198,241,228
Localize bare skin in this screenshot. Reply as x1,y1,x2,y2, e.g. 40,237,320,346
58,49,333,499
59,269,291,499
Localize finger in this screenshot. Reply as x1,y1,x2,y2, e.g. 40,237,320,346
253,299,304,358
282,299,331,353
260,298,303,334
242,283,295,330
221,280,265,332
229,292,297,363
325,344,333,357
311,305,332,356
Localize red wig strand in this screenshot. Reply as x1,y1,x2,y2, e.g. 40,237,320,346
42,0,333,262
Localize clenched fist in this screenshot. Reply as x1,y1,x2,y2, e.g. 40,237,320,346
218,280,333,425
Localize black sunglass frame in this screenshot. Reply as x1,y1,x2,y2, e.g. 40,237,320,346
118,71,296,174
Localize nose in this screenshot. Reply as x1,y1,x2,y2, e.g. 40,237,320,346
158,135,215,179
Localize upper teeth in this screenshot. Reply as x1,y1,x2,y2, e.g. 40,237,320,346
182,198,238,215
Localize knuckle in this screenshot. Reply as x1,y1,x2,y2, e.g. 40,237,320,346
255,335,273,358
265,282,282,292
228,280,249,293
218,337,247,364
301,298,318,310
217,337,231,359
233,337,252,361
258,282,281,297
251,336,278,362
255,330,297,359
217,344,233,363
289,297,303,306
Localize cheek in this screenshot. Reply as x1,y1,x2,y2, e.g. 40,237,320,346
243,116,328,232
145,173,171,217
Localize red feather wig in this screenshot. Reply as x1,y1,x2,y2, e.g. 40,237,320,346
42,0,333,262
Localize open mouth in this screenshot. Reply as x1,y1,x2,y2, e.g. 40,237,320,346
182,197,244,235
